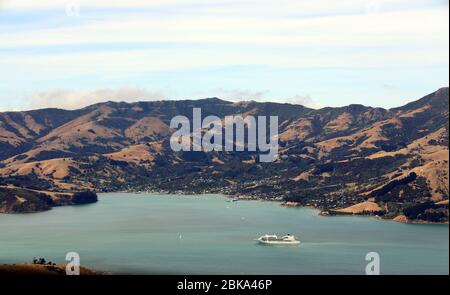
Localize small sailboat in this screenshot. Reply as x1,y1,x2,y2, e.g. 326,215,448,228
227,198,239,203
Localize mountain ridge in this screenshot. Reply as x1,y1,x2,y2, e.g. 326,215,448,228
5,86,448,114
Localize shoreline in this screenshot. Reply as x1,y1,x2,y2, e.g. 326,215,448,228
104,190,449,225
2,186,447,225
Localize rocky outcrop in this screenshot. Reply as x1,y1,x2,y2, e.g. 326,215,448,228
393,215,408,223
0,187,98,213
72,191,98,204
330,201,385,216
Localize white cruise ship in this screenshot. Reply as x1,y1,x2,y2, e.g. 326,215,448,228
255,234,301,245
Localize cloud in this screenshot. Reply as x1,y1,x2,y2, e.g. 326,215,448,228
227,90,321,109
283,95,322,109
24,87,167,110
19,87,321,111
203,88,270,101
0,1,448,110
199,88,321,109
0,1,447,81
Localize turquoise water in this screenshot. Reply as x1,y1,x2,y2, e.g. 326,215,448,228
0,193,448,274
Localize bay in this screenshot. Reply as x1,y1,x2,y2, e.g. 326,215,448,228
0,193,448,275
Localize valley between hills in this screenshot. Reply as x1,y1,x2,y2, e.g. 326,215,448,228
0,88,448,223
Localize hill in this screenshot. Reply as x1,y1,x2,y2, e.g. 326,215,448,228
0,88,448,222
0,186,97,213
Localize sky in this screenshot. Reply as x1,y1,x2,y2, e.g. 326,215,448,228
0,0,448,111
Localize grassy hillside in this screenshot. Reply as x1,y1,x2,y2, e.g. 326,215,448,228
0,88,448,221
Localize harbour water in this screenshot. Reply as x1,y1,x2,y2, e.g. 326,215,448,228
0,193,448,274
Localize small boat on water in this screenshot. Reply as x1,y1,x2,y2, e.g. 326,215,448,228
227,198,239,203
255,234,301,245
